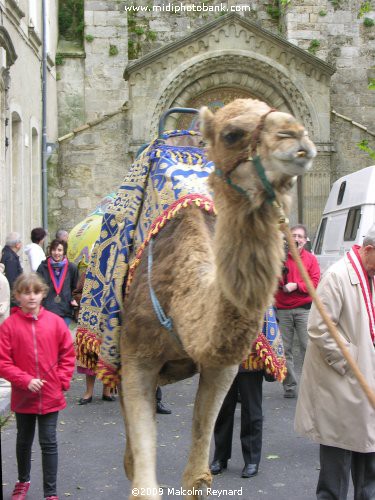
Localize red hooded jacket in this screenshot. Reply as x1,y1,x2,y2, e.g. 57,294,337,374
275,248,320,309
0,306,75,414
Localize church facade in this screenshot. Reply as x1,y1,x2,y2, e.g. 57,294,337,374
47,1,375,239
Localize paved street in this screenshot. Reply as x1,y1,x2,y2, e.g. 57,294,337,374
1,358,329,500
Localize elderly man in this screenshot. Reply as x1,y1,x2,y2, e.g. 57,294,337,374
55,229,69,242
1,232,23,291
295,224,375,500
275,224,320,398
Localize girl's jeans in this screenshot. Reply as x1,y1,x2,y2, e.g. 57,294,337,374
15,411,59,497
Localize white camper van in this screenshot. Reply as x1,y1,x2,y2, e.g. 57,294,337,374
313,165,375,274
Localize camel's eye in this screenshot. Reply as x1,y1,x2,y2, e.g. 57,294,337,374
277,131,296,139
222,128,245,145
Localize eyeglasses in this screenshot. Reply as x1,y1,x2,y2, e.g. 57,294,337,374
292,234,306,240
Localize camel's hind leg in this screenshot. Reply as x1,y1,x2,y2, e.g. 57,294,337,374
182,365,238,500
121,357,162,500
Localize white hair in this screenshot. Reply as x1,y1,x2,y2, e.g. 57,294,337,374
363,224,375,247
5,232,21,247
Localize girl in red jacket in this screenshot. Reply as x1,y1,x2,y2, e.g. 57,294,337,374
0,273,75,500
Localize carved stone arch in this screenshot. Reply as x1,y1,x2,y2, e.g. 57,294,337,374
151,54,316,139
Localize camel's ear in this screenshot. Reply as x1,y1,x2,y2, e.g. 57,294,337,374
200,106,215,142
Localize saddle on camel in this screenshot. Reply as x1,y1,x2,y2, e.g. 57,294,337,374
75,98,316,500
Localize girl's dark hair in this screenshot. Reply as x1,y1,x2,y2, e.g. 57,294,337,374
12,273,49,298
49,238,68,255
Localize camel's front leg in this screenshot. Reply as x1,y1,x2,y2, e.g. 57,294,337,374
182,365,238,500
122,357,162,500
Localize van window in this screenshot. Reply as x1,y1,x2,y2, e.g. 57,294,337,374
344,206,361,241
337,181,346,205
314,217,327,254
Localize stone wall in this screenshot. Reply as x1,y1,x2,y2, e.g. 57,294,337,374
283,0,375,180
49,112,130,237
84,0,129,122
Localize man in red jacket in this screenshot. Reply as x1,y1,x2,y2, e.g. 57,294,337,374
275,224,320,398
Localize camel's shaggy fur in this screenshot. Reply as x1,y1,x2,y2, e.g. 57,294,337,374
120,98,316,500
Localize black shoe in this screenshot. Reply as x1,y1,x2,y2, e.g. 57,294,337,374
78,396,92,405
210,459,227,475
156,401,171,414
102,395,116,402
284,390,297,399
241,463,258,478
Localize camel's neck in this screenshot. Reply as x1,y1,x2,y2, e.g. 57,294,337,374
169,190,286,366
196,183,285,364
215,196,283,311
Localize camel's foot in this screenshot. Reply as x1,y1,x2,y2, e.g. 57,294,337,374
184,473,212,500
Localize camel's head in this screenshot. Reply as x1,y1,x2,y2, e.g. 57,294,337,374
200,99,316,184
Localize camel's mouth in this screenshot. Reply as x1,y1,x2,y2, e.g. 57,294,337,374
270,143,316,176
280,157,314,175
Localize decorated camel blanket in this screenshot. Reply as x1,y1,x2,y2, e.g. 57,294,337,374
76,129,286,387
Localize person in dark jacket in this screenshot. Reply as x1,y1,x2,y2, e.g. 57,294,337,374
0,273,75,500
1,231,23,294
37,239,78,326
210,306,286,479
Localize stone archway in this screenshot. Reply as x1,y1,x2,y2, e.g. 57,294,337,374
175,87,256,131
150,54,315,140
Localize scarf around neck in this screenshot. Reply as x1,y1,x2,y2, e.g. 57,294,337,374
47,256,68,291
347,245,375,344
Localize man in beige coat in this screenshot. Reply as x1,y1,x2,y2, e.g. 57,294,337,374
295,224,375,500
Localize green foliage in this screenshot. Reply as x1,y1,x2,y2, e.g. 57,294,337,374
266,4,280,20
127,5,158,60
56,72,61,81
358,1,372,18
85,34,94,43
134,27,145,36
369,78,375,90
319,10,327,16
363,17,375,27
128,40,138,60
55,54,64,66
0,415,10,429
357,140,375,161
109,44,119,56
146,31,157,42
308,39,320,54
58,0,84,42
328,0,342,10
266,0,290,21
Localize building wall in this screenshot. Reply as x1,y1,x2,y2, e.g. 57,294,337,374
54,0,374,240
283,0,375,180
0,0,58,266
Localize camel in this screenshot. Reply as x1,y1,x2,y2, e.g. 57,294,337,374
120,98,316,500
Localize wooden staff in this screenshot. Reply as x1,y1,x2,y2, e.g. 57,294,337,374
282,224,375,409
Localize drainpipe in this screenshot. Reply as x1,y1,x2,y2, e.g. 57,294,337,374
41,0,48,230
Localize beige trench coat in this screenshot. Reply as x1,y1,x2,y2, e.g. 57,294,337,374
295,254,375,453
